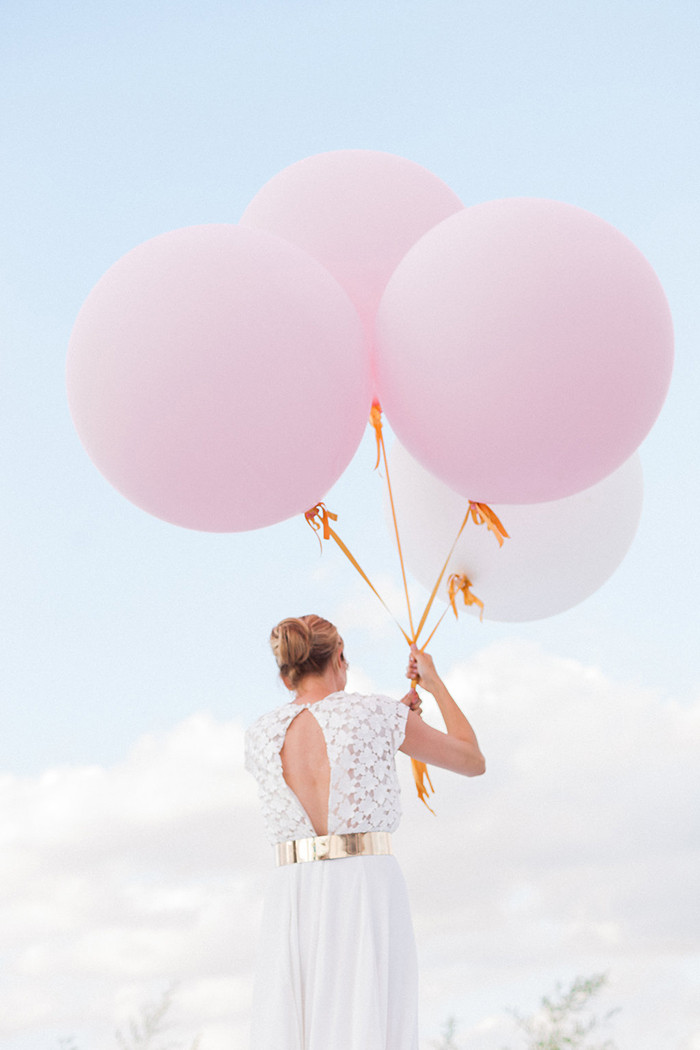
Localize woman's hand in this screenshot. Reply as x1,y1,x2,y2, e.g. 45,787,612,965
400,688,423,716
406,644,442,695
401,643,486,777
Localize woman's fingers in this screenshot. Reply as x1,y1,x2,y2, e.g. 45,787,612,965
401,689,423,715
400,688,420,708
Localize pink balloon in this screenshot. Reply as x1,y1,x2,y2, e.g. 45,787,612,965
375,198,674,503
239,150,464,343
67,225,371,532
386,441,644,622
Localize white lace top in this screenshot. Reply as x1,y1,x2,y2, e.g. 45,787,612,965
245,692,409,844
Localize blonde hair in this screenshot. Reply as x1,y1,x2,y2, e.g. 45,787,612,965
270,615,340,689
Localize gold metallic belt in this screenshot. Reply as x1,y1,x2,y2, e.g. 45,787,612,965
275,831,392,866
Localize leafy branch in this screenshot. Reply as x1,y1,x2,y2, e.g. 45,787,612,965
432,973,619,1050
509,973,619,1050
60,986,200,1050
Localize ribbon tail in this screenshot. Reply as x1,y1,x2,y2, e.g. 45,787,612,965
369,400,383,471
411,757,436,814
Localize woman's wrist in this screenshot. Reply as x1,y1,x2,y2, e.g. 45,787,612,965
422,675,445,697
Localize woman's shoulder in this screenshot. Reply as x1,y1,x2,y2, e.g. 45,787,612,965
338,693,409,749
336,691,408,722
245,701,295,740
355,691,404,707
245,692,403,733
329,692,402,709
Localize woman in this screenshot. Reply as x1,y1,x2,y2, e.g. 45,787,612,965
245,614,485,1050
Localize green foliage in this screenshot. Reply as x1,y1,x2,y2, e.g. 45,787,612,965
115,986,200,1050
508,974,619,1050
59,986,200,1050
432,973,619,1050
432,1015,461,1050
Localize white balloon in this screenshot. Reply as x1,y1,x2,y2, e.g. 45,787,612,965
386,441,644,622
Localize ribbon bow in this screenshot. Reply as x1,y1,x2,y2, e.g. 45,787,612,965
468,502,509,547
305,502,338,545
447,573,484,622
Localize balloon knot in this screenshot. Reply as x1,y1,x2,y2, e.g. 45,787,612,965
447,573,484,622
304,502,338,550
468,501,509,546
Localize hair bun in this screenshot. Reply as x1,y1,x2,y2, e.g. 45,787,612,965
270,614,340,689
274,618,312,669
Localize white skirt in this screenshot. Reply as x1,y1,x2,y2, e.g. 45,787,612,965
250,854,419,1050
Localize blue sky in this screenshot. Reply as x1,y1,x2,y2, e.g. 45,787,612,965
2,0,699,773
1,2,699,1047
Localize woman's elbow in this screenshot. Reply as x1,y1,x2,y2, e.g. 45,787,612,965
464,750,486,777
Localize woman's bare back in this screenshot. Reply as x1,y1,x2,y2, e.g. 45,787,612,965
279,708,331,835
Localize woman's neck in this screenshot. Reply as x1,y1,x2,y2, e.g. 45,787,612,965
291,666,345,705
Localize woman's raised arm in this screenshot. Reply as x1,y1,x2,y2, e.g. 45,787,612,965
398,646,485,777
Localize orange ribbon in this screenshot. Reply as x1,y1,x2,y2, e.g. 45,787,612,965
412,503,474,646
368,402,416,641
305,409,507,814
410,758,435,815
447,573,484,622
305,502,412,645
305,502,338,550
369,400,383,471
468,502,509,546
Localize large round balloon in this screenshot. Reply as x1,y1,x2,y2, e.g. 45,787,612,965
240,150,464,341
67,224,371,532
386,441,644,622
375,198,673,503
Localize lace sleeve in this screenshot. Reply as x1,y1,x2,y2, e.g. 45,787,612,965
375,694,409,751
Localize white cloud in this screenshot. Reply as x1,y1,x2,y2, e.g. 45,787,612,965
1,647,699,1049
393,640,700,1046
0,713,264,1048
